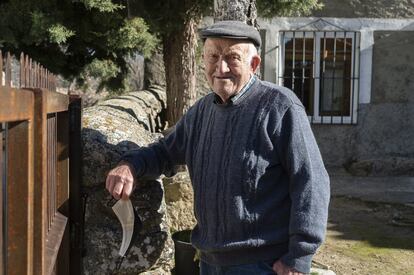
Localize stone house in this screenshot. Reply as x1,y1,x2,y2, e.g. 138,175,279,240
254,0,414,175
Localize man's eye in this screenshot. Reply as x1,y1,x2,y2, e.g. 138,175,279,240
207,54,219,62
227,54,241,64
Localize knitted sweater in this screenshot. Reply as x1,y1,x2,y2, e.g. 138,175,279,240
122,79,330,273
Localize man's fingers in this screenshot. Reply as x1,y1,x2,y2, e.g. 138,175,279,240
105,174,112,191
273,260,303,275
105,164,136,199
112,181,124,199
106,175,120,196
121,181,134,200
106,177,116,195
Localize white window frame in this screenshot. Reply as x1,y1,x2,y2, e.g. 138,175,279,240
279,31,360,124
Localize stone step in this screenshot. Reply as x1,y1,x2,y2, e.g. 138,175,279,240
311,267,336,275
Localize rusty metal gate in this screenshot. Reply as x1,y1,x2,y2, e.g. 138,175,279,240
0,51,82,275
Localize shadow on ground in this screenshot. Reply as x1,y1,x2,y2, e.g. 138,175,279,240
328,196,414,251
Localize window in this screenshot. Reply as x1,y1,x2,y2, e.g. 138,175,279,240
278,31,360,124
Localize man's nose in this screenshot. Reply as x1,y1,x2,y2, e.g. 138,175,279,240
216,57,230,74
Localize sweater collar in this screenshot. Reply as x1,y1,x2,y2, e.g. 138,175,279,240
213,75,257,105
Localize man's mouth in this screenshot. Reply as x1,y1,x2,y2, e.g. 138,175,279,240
214,76,232,80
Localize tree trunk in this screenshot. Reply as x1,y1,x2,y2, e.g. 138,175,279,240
214,0,257,25
163,14,200,126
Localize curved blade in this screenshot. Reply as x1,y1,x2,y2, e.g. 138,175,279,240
112,199,135,257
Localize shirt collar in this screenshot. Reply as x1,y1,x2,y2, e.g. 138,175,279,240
213,75,257,105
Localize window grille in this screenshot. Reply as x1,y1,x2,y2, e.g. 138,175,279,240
278,31,360,124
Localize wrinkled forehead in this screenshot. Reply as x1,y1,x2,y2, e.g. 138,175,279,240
203,38,251,54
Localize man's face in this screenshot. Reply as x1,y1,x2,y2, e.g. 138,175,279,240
203,38,260,103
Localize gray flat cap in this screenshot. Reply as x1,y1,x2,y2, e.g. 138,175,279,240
200,20,261,48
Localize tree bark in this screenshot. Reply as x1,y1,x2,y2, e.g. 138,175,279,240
163,14,200,126
214,0,257,25
162,0,258,126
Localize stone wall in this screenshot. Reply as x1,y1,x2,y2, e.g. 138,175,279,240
163,173,197,232
349,31,414,175
81,48,199,273
311,0,414,18
82,87,177,274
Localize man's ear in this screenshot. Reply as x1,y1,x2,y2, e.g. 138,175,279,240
250,55,261,73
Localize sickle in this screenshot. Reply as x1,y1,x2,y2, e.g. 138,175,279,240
112,198,135,257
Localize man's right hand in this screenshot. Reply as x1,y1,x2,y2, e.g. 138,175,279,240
273,260,304,275
105,162,136,200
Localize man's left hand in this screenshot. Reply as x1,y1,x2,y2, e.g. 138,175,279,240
106,163,136,200
273,260,304,275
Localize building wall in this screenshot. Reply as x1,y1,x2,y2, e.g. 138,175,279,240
356,31,414,159
313,31,414,172
312,2,414,171
311,0,414,18
258,16,414,173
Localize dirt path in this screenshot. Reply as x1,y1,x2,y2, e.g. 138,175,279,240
313,196,414,275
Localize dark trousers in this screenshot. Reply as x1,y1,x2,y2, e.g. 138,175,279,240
200,260,276,275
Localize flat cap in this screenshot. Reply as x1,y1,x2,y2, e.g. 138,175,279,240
200,20,261,48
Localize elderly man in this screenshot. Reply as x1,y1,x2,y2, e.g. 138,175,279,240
106,21,330,275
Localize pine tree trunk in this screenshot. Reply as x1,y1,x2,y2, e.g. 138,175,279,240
214,0,257,25
163,15,200,126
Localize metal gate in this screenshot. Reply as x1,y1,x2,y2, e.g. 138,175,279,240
0,51,82,275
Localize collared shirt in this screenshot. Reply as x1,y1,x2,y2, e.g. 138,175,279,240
213,75,257,105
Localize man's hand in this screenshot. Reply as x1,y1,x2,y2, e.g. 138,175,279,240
106,163,136,200
273,260,304,275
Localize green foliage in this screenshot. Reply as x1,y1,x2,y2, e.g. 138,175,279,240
84,59,120,80
109,18,158,58
130,0,321,36
81,0,124,12
0,0,157,92
0,0,322,93
257,0,323,17
48,24,75,44
76,58,124,93
30,10,51,45
129,0,212,35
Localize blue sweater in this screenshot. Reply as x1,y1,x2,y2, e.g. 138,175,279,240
122,79,330,273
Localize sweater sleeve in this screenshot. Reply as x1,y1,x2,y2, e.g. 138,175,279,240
275,103,330,273
120,109,190,180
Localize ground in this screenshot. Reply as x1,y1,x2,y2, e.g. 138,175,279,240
313,196,414,275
